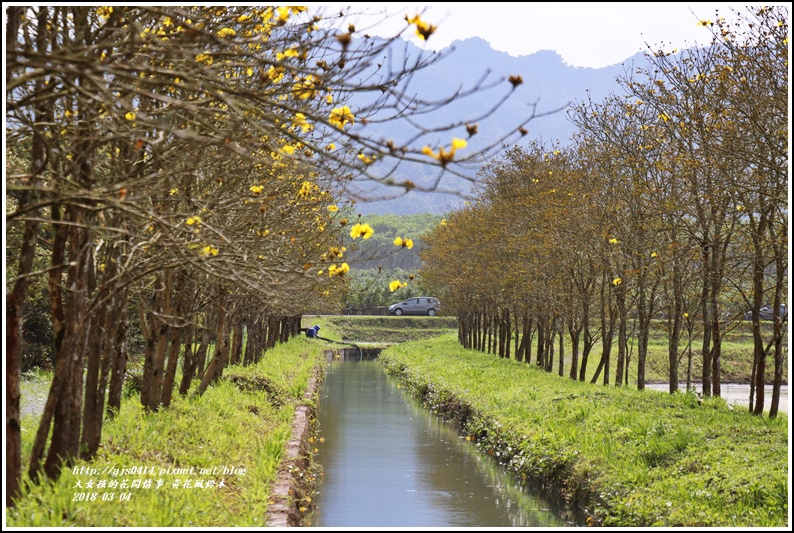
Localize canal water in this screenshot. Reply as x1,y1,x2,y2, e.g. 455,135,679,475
307,358,578,528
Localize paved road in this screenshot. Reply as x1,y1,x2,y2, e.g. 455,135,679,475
645,383,789,414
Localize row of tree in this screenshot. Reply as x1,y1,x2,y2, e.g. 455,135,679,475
5,6,534,506
419,6,788,417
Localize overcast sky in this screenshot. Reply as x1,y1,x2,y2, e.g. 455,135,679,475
327,3,776,68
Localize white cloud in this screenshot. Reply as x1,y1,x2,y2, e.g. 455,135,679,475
328,3,758,68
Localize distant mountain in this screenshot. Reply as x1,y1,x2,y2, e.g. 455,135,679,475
343,36,648,215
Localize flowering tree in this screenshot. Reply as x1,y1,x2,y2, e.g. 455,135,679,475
420,5,788,415
5,5,537,505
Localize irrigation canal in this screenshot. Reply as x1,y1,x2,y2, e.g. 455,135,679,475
306,350,581,528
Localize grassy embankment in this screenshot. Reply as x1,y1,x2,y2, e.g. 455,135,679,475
376,333,788,527
7,337,325,527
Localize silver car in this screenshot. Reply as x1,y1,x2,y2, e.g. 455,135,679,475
388,297,441,316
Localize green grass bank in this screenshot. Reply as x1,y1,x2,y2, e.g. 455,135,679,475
7,337,326,528
378,333,789,527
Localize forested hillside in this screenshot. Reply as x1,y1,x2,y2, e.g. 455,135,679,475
348,213,443,270
341,213,444,309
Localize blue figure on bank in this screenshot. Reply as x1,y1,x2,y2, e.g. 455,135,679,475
306,324,320,338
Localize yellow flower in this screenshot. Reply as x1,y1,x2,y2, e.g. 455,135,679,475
405,14,437,40
329,105,355,129
683,312,689,318
389,280,407,292
421,138,467,166
658,113,670,122
349,222,374,240
96,6,113,19
267,66,284,83
292,78,316,100
195,53,213,65
609,237,620,244
276,6,290,23
298,181,313,198
250,185,264,195
325,143,336,151
125,111,136,120
612,277,622,286
327,205,338,212
169,188,178,195
293,113,312,133
186,216,201,226
328,246,346,259
201,245,219,256
217,28,236,38
651,252,658,258
358,153,375,164
393,237,413,249
328,263,350,277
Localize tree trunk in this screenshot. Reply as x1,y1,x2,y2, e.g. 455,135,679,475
614,285,627,387
44,204,93,480
179,334,199,396
667,247,684,393
148,269,175,411
161,326,184,408
557,319,564,377
195,315,213,381
231,321,244,365
197,291,230,396
28,204,73,482
569,325,580,381
769,224,785,418
6,7,49,505
700,245,713,396
5,211,40,507
525,317,534,365
106,288,129,417
536,317,545,368
80,256,106,460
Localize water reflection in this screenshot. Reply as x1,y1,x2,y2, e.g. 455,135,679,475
309,361,572,528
